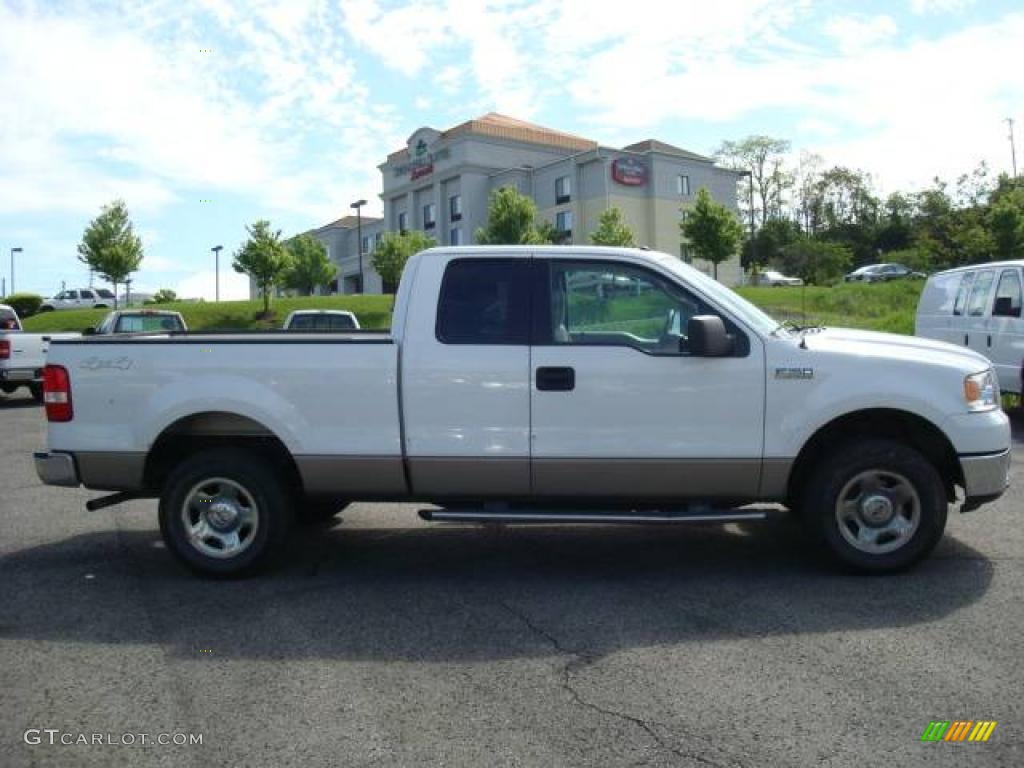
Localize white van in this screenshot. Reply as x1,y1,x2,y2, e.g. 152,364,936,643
916,260,1023,394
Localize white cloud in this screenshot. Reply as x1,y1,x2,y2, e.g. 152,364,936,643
824,15,898,52
175,268,251,301
910,0,974,14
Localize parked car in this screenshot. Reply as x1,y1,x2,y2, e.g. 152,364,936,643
0,304,79,402
282,309,360,331
844,263,925,283
915,260,1023,395
36,246,1009,577
754,270,804,287
39,287,116,311
88,310,187,335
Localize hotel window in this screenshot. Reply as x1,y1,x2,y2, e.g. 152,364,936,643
556,210,573,237
449,194,462,222
375,232,385,249
423,203,437,230
398,211,408,233
450,228,462,246
555,175,571,205
361,235,371,254
677,175,691,196
680,244,693,263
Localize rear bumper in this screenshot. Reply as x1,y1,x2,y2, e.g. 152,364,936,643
959,448,1011,510
0,367,42,384
34,451,80,487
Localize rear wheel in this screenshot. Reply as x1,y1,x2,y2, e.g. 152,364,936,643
158,448,293,577
799,439,947,573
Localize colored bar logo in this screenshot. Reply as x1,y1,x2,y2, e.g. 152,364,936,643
921,721,997,742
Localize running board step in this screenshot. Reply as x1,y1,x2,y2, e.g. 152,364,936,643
418,508,767,524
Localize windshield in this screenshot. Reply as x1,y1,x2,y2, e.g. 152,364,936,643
655,254,787,337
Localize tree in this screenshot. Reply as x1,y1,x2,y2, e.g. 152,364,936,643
283,234,336,296
681,188,745,279
371,231,436,293
778,238,852,285
232,220,292,314
77,199,144,309
150,288,177,304
590,207,636,247
475,186,554,245
741,218,800,274
715,136,792,227
989,187,1024,259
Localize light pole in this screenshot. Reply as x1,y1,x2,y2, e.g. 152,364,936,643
743,171,756,284
10,247,22,295
350,199,367,294
212,245,223,302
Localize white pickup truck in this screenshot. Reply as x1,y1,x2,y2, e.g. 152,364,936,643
1,304,78,402
35,247,1011,577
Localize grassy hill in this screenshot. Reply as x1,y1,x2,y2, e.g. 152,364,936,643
21,280,921,336
21,295,395,333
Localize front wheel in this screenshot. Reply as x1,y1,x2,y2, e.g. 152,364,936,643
158,448,293,577
799,439,947,573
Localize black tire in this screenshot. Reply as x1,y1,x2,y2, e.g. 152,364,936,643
297,497,350,524
28,383,44,404
799,438,947,573
158,448,293,577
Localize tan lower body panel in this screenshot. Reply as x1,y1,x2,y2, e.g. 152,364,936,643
759,458,794,498
532,457,764,499
76,452,146,491
406,456,530,497
295,455,407,496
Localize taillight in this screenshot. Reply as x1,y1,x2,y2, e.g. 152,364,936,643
43,364,73,422
0,340,9,360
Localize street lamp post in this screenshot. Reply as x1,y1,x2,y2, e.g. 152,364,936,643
10,247,23,295
743,172,756,283
350,199,367,294
212,245,223,302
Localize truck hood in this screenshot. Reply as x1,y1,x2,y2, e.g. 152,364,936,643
801,327,991,373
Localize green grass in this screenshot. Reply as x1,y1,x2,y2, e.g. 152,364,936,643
736,280,923,335
20,281,922,336
21,295,395,333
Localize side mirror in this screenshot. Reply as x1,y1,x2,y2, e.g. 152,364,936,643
993,296,1020,318
82,327,96,336
687,315,734,357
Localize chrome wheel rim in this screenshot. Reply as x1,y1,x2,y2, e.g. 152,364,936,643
835,469,920,555
181,477,259,559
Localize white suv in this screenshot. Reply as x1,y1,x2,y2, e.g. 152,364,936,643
40,288,116,312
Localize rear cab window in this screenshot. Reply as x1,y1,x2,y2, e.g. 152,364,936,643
114,315,183,333
0,307,21,330
436,259,531,345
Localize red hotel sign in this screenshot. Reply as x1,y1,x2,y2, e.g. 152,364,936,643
612,157,648,186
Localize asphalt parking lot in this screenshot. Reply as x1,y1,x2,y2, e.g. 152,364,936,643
1,391,1022,768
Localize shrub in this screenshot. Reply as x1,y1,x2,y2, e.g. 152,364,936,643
3,293,43,318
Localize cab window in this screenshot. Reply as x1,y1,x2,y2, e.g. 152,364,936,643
542,260,742,356
436,259,531,345
993,269,1022,318
952,272,974,316
967,270,995,316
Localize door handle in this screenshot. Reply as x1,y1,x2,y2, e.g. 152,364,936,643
536,366,575,392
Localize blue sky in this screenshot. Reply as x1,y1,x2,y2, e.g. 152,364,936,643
1,0,1021,299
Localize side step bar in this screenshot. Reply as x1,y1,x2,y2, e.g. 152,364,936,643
418,508,767,524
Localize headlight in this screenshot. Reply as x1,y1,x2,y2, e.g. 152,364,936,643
964,369,999,412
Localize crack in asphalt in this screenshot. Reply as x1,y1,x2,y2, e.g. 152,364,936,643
498,600,745,768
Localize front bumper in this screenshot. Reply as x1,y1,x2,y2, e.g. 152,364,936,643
34,451,80,487
959,448,1011,510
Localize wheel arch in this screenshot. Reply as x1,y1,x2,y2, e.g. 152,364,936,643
786,408,962,507
144,411,303,494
